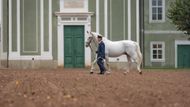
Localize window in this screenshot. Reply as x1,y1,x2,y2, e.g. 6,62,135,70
60,0,88,12
150,42,165,62
149,0,165,23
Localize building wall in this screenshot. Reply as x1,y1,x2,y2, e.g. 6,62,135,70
144,0,190,68
0,0,140,68
90,0,139,42
1,0,58,68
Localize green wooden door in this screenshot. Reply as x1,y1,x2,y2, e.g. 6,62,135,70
177,45,190,68
64,25,85,68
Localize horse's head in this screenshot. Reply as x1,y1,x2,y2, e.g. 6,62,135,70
85,31,102,47
85,31,93,47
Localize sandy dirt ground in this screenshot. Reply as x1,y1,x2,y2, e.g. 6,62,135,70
0,68,190,107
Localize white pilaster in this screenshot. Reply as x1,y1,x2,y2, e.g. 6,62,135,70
123,0,126,40
41,0,44,54
104,0,108,38
49,0,52,56
17,0,20,55
128,0,131,40
96,0,99,33
9,0,12,52
136,0,140,44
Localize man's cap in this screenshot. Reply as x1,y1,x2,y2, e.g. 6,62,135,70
97,35,103,38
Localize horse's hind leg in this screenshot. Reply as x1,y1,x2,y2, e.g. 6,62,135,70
132,55,142,75
137,62,142,75
124,54,131,74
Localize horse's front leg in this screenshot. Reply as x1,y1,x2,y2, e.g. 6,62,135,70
90,58,97,74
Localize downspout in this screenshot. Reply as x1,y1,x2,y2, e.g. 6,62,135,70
7,0,9,68
140,0,145,68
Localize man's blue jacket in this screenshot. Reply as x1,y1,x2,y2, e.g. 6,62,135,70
97,41,105,59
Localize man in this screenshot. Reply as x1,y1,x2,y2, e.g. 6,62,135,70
96,35,106,74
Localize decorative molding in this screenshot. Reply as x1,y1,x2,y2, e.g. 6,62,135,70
60,0,88,12
145,30,184,34
22,0,39,53
55,12,94,16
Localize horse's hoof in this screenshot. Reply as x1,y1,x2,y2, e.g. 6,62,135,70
106,71,111,74
139,72,142,75
123,72,128,75
90,72,94,74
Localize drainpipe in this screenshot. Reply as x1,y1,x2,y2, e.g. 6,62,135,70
139,0,145,68
7,0,9,68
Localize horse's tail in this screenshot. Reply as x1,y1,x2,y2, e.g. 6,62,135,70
135,42,142,67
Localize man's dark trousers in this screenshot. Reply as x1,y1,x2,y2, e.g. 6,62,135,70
97,58,106,74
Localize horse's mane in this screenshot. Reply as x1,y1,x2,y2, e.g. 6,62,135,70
91,32,108,41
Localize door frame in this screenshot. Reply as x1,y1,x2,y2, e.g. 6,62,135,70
175,40,190,68
57,18,91,67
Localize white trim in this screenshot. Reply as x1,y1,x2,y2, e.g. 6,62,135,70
9,0,12,52
104,0,108,38
57,21,91,67
1,52,52,60
49,0,52,57
17,0,20,55
110,0,112,40
96,0,99,33
123,0,126,40
145,30,184,34
41,0,44,54
22,0,38,53
128,0,131,40
149,0,165,23
0,0,1,24
175,40,190,68
150,41,165,62
0,0,2,61
136,0,140,44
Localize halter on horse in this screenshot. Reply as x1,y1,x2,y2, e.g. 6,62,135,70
86,31,143,74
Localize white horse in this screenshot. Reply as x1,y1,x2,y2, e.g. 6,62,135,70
86,31,143,74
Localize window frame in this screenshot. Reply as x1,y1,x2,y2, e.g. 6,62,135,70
149,0,165,23
60,0,88,12
150,41,165,62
